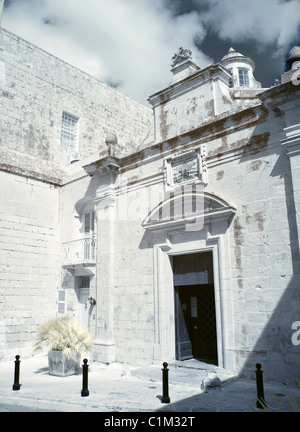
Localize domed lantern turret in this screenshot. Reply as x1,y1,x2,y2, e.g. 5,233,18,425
286,46,300,70
220,47,261,89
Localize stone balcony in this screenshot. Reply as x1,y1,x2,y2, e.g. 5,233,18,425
62,237,96,269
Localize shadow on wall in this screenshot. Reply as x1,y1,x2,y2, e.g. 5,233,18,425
153,275,300,413
236,115,300,384
238,274,300,384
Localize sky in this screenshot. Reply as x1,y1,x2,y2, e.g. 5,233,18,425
1,0,300,104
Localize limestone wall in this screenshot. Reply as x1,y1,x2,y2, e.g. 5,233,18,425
0,28,153,170
0,170,60,360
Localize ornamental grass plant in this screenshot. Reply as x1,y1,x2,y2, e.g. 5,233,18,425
34,315,94,359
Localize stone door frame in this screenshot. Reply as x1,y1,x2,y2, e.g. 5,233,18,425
149,217,235,371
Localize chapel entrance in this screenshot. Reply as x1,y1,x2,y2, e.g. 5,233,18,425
173,251,218,365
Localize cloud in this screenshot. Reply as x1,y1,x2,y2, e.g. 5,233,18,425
2,0,300,103
200,0,300,53
2,0,212,103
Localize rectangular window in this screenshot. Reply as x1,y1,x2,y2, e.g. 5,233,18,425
238,68,250,87
228,68,233,87
84,211,94,234
57,290,66,314
61,111,79,153
84,213,90,234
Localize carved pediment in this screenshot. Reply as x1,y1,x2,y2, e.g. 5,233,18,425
142,191,235,231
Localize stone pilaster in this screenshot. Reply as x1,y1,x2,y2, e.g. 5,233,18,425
281,123,300,255
83,156,120,362
280,95,300,258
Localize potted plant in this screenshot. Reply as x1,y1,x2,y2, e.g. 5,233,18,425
34,315,94,376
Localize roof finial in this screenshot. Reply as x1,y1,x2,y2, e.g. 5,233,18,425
105,132,118,156
171,47,193,67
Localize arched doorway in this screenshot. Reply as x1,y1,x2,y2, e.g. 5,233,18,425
142,191,236,370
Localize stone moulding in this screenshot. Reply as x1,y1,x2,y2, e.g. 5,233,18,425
142,191,236,232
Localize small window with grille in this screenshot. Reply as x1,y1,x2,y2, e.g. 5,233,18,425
61,111,79,154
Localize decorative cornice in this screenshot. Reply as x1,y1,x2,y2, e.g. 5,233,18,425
148,64,231,107
0,147,65,186
83,155,120,177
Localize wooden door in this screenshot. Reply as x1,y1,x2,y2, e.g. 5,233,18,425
175,287,193,360
175,284,218,364
190,284,217,363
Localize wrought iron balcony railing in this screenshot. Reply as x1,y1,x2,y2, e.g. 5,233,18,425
62,237,96,267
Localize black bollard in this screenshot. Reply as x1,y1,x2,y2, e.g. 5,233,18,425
161,362,170,403
255,363,266,409
81,358,89,397
12,355,21,391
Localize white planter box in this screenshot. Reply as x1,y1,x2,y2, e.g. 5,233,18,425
48,350,81,376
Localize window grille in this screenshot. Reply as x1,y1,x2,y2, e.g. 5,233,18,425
79,276,90,288
238,68,250,87
61,111,79,153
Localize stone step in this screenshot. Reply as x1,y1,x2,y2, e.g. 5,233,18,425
130,360,237,390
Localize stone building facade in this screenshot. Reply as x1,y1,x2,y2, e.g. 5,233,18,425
1,14,300,383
